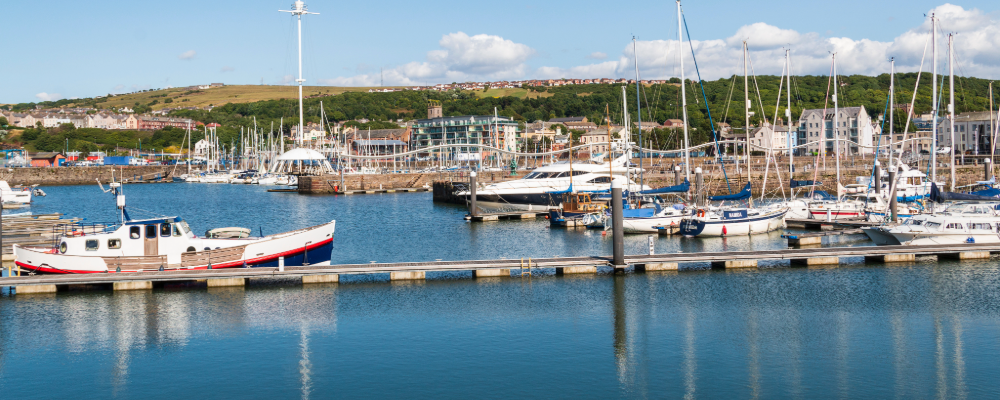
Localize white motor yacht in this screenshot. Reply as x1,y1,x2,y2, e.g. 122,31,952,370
863,202,1000,246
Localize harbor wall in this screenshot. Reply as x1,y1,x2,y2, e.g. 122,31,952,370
302,162,988,198
7,166,174,186
298,172,518,194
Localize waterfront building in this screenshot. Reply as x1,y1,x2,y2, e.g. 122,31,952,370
411,113,519,159
30,152,66,167
935,111,998,155
798,106,878,155
136,116,194,130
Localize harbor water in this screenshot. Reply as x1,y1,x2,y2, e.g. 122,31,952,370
2,184,999,398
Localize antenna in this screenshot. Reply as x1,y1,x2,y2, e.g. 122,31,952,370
278,1,319,146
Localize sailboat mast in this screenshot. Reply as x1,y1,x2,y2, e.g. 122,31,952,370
948,33,956,191
931,13,938,184
743,41,750,182
633,37,644,190
833,53,841,188
889,58,895,164
786,49,793,179
677,0,690,183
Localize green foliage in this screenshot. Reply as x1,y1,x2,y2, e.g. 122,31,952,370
0,116,7,127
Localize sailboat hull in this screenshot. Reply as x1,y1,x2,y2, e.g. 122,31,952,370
679,209,787,237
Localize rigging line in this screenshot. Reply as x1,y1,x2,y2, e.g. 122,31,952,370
895,34,930,171
810,57,834,197
771,60,787,129
867,75,893,199
682,12,732,194
745,51,769,125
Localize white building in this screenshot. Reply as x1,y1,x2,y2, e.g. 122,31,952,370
193,139,211,157
798,106,878,155
935,111,998,155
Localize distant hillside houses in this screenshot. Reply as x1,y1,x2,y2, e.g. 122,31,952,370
0,109,196,131
366,78,674,93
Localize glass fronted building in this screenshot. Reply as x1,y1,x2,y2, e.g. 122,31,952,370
411,115,520,159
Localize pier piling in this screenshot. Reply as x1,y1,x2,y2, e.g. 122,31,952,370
302,274,339,284
469,172,478,217
986,158,992,181
694,167,704,206
611,180,625,268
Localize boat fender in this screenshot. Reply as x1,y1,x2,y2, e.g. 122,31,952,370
722,225,727,236
967,237,975,244
697,209,705,218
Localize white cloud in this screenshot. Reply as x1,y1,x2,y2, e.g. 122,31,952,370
317,4,1000,87
178,50,196,60
221,66,235,73
319,32,535,86
545,4,1000,82
35,92,63,101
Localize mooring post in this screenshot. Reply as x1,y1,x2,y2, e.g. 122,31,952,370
889,166,898,222
873,160,881,192
611,179,625,268
674,165,681,186
469,171,478,217
985,158,992,181
694,167,704,206
279,256,285,272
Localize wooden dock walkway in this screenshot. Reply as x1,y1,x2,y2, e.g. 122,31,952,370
785,218,878,231
333,188,431,195
3,243,998,293
782,228,867,246
466,211,548,222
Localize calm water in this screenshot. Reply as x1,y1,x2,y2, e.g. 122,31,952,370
1,184,999,398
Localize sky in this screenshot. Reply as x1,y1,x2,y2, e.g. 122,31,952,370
2,0,999,104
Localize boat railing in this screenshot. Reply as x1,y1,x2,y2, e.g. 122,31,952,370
49,222,119,247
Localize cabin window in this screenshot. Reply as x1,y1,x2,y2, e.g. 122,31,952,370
108,239,121,249
160,223,172,237
971,223,994,230
179,221,191,234
925,222,941,230
587,177,613,183
945,223,963,230
145,225,157,239
85,239,99,251
173,224,183,237
59,242,67,253
186,246,196,253
130,226,141,239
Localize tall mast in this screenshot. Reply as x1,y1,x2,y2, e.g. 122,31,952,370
279,1,318,146
889,58,895,165
743,41,750,181
833,53,841,189
633,37,644,190
931,13,938,184
948,33,956,190
786,48,793,178
677,0,690,183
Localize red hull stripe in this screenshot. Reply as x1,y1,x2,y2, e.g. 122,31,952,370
15,237,333,274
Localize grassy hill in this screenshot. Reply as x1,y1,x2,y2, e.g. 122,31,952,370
93,85,403,110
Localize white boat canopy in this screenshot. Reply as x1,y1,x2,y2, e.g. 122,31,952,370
270,147,334,174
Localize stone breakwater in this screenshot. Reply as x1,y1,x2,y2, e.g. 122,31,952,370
7,166,174,186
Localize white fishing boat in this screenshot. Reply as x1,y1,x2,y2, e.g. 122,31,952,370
863,203,1000,246
622,205,688,234
13,179,335,274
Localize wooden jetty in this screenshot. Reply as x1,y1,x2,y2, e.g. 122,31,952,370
333,187,430,195
784,218,878,231
467,211,548,222
783,228,866,246
3,243,999,294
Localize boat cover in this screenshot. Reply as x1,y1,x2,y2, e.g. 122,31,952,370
709,182,751,201
639,179,690,195
929,182,1000,203
790,179,821,188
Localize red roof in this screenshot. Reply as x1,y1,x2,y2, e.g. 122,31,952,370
206,123,222,128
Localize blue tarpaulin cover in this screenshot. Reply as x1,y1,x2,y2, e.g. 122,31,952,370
709,182,751,201
639,179,690,195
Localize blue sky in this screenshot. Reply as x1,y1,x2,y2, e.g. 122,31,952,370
3,1,999,104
